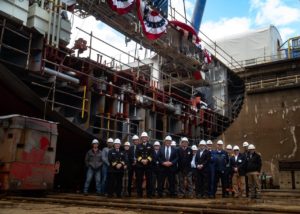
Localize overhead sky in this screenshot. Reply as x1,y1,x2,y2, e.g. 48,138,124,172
70,0,300,63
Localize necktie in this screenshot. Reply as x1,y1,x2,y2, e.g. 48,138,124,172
166,147,170,161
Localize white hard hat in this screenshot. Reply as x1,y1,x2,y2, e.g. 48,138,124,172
191,145,198,151
141,132,148,137
243,141,249,147
132,135,139,140
114,138,121,144
171,141,176,146
153,141,160,146
217,140,224,145
181,137,188,142
226,144,232,150
206,140,213,145
92,139,99,144
165,135,172,141
107,138,114,143
124,141,130,146
233,145,240,151
248,144,255,150
199,140,206,145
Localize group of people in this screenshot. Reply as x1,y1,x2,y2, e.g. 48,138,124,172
83,132,262,199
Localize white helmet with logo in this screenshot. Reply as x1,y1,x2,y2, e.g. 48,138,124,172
233,145,240,151
141,132,148,137
181,137,188,142
132,135,139,140
153,141,160,146
248,144,255,150
92,139,99,144
199,140,206,145
124,141,130,146
206,140,213,145
243,141,249,147
114,138,121,144
164,135,172,141
226,144,232,150
191,145,198,151
217,140,224,145
107,138,113,143
171,141,176,146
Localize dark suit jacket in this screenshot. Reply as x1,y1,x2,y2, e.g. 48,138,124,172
230,153,247,176
158,146,178,171
195,149,211,171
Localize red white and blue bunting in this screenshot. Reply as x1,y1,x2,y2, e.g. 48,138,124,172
136,0,168,40
107,0,135,15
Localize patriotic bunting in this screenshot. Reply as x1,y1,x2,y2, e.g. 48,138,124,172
107,0,135,15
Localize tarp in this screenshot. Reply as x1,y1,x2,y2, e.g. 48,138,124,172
204,25,283,68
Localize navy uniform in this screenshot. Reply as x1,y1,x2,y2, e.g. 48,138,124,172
107,139,128,197
195,141,211,198
135,138,154,197
158,136,178,197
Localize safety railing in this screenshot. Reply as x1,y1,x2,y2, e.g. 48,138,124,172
246,74,300,91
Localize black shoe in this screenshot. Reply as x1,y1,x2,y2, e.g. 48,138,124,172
107,194,113,198
147,195,152,199
83,192,88,196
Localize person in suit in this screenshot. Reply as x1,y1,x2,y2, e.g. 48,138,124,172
246,144,262,199
127,134,140,197
231,145,247,198
152,141,161,197
158,135,178,197
135,132,154,198
107,138,127,198
195,140,211,198
206,140,217,198
214,140,229,198
177,137,194,198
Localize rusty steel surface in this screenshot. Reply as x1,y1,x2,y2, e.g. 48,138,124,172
0,115,58,191
223,82,300,187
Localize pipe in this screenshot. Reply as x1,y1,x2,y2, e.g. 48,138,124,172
47,0,53,44
191,0,207,33
44,67,80,84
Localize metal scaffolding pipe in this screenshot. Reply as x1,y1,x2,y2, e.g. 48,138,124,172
44,67,80,84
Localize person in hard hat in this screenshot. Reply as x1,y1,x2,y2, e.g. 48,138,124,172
170,140,179,196
190,144,198,191
107,138,127,198
135,132,154,198
83,139,103,196
152,141,161,197
127,134,140,197
100,138,114,196
231,145,247,198
157,135,178,198
206,140,216,198
177,137,194,198
195,140,211,198
122,141,131,197
246,144,262,199
214,140,230,198
242,141,249,197
225,144,234,197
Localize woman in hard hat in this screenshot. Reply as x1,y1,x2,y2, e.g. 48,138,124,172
83,139,103,196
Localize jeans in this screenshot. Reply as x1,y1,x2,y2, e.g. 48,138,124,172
83,166,101,193
100,164,108,194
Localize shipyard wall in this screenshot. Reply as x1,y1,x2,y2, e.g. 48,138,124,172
223,84,300,188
